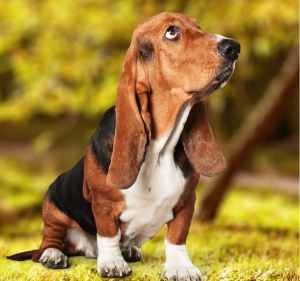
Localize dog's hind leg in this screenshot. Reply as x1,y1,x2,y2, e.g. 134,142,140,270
34,198,74,269
65,228,97,258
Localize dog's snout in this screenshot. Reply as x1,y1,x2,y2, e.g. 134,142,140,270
218,39,240,61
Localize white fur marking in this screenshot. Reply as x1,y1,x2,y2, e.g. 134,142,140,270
232,61,236,71
120,103,192,245
164,240,194,268
97,231,131,276
66,228,97,258
220,81,227,88
97,231,123,262
215,34,228,42
164,240,202,280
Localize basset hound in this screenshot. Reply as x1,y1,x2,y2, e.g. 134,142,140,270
8,12,240,281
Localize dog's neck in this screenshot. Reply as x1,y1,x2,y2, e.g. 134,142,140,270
159,102,192,155
150,88,192,141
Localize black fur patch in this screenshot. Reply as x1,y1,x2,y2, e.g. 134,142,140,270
91,106,116,173
139,40,154,60
47,158,96,234
47,107,116,235
174,140,194,178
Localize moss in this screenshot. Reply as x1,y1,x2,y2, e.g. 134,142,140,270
0,188,299,281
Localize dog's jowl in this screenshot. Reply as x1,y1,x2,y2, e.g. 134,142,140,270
7,12,240,281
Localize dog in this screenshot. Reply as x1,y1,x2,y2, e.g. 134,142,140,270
7,12,240,280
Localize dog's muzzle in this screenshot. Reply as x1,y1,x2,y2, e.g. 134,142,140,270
188,38,240,100
214,38,240,88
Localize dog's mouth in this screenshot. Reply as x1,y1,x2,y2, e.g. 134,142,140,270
212,62,236,89
188,61,236,100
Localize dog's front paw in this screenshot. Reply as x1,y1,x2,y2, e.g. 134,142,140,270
163,265,202,281
121,244,142,262
39,248,68,269
97,257,132,278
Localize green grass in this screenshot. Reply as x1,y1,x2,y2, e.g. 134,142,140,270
0,188,299,281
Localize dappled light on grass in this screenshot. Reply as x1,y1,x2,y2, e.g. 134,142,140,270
0,1,298,280
0,188,298,281
216,189,298,232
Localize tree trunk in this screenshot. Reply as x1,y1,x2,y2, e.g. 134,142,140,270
198,46,299,222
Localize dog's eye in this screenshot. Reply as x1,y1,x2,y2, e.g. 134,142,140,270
164,26,180,41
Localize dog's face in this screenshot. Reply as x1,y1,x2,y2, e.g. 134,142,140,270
108,12,239,188
135,12,240,100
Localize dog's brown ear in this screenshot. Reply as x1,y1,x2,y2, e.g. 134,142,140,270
181,102,226,176
107,39,150,188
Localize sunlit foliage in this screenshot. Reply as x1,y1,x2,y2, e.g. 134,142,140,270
0,0,297,127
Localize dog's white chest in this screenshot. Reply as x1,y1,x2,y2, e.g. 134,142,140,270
120,143,186,244
120,103,192,245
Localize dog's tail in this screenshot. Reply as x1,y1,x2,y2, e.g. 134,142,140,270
7,249,39,261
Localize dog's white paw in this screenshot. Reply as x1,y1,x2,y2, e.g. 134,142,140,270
97,257,132,277
163,240,202,281
163,265,202,281
39,248,68,269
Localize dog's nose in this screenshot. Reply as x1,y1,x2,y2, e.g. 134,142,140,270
218,39,240,61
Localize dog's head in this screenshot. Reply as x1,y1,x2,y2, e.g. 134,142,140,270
107,12,240,188
135,12,240,101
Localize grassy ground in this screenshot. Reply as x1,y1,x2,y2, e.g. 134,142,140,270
0,188,299,281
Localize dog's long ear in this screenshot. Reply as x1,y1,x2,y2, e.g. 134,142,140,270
181,102,226,176
107,39,150,188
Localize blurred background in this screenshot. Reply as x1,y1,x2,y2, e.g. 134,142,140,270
0,1,298,280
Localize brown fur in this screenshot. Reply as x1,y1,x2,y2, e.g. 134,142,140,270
96,12,226,245
167,173,199,245
84,147,124,237
32,199,80,261
9,12,228,262
182,102,226,176
107,12,225,189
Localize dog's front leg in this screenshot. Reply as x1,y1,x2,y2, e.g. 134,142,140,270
93,205,131,277
97,230,131,277
163,189,202,281
85,148,131,278
91,196,131,278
